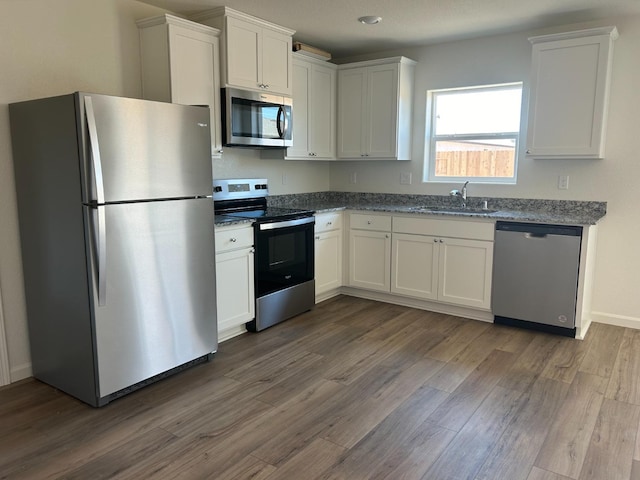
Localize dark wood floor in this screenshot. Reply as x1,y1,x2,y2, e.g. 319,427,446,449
2,295,639,479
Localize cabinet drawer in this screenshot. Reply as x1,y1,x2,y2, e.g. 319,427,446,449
315,212,343,233
215,225,254,253
350,213,392,231
393,216,494,241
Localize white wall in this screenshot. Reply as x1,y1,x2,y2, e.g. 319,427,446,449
330,15,640,328
213,150,330,195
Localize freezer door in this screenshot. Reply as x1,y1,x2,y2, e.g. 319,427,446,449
79,93,212,203
85,198,217,398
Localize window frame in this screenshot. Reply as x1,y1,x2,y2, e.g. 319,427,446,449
424,82,524,185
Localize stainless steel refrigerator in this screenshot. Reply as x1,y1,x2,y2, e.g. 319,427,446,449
10,92,217,407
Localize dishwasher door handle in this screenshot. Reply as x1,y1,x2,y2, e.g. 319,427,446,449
524,232,548,239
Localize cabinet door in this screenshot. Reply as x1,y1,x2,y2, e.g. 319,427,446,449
348,229,391,292
288,60,311,158
261,28,292,95
310,63,336,159
366,63,399,158
216,247,255,334
315,229,343,295
225,16,261,90
438,238,493,310
337,68,367,158
391,233,438,300
526,33,614,158
168,25,222,156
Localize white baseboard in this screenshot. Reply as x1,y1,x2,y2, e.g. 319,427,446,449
315,289,342,304
592,311,640,330
218,324,248,343
10,362,32,382
339,287,494,323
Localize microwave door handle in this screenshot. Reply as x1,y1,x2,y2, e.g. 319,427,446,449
276,106,284,139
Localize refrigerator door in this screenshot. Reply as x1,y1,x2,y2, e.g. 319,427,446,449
85,198,217,398
79,93,212,203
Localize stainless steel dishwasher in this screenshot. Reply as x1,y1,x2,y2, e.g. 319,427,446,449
492,221,582,337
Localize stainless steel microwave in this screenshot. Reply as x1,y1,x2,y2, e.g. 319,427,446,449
222,88,293,148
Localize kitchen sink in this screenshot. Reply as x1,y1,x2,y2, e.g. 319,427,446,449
407,206,498,214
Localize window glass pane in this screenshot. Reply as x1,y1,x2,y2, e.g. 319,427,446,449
434,138,516,178
434,87,522,135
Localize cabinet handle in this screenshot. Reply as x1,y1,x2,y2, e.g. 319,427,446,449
367,221,372,224
327,221,332,226
250,248,255,253
433,239,438,243
526,149,531,154
439,239,444,243
385,234,390,238
218,149,223,154
315,235,320,240
230,238,237,242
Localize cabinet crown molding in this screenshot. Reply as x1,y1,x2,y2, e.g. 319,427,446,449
136,13,221,36
529,25,618,44
190,6,296,36
337,56,417,70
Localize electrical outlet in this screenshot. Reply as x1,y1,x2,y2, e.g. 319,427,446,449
400,172,412,185
558,175,569,190
350,171,357,184
282,173,287,185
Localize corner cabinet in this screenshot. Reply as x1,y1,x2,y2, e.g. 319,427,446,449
137,14,223,158
526,26,618,159
337,57,416,160
287,54,338,159
314,212,343,300
193,7,294,96
215,223,255,342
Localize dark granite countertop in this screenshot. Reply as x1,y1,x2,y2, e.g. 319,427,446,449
214,215,254,228
267,192,606,226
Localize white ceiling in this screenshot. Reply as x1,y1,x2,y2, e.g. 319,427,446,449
139,0,640,58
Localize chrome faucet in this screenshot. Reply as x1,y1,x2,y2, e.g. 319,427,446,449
450,181,469,208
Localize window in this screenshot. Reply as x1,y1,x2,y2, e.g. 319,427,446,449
425,83,523,183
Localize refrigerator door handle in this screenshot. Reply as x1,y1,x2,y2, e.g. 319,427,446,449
96,205,107,306
84,96,106,205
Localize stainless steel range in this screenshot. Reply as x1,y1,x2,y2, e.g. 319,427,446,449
213,179,315,332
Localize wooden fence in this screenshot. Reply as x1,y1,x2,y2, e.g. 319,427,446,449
434,141,515,178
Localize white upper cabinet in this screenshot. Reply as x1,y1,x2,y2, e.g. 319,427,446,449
137,14,223,157
287,54,337,159
526,26,618,159
337,57,416,160
193,7,295,96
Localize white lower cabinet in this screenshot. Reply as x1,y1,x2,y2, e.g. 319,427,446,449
437,237,493,309
348,213,392,292
391,217,494,310
391,233,439,300
215,224,255,341
314,212,343,298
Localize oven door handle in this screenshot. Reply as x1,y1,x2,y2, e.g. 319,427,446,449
258,216,315,231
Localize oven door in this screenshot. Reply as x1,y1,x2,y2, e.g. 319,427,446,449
254,216,314,297
223,88,293,148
